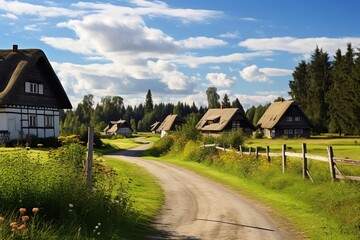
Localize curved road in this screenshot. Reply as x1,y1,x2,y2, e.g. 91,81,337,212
108,144,297,240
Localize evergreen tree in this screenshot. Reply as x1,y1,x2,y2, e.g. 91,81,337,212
231,98,245,114
306,46,332,133
206,87,220,109
246,106,256,124
145,89,154,113
289,60,309,112
221,94,231,108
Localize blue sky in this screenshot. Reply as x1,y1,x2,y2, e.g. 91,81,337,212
1,0,360,109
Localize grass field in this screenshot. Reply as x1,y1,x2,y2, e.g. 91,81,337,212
245,136,360,159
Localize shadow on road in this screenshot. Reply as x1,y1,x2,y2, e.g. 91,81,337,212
196,218,275,232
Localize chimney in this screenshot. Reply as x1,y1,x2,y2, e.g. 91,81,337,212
12,44,18,52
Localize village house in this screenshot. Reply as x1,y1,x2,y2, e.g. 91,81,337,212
196,108,255,135
157,114,183,138
0,45,72,144
103,119,133,137
257,100,312,138
150,121,161,134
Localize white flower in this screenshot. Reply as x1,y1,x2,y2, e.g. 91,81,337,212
69,204,73,208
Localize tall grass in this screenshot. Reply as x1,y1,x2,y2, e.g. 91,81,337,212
0,142,135,239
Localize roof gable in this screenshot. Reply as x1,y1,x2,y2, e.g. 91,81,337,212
257,100,312,129
196,108,254,131
0,47,72,109
157,114,182,131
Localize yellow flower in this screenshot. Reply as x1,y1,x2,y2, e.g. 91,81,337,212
32,208,39,214
19,208,26,214
21,216,29,222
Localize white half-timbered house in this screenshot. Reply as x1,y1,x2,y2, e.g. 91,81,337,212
0,45,72,143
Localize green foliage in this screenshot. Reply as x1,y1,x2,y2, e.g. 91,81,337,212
206,87,220,109
216,129,245,149
148,135,175,157
0,144,135,239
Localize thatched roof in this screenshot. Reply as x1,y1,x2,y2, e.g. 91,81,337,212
0,46,72,109
157,114,181,131
257,100,311,129
196,108,254,131
105,120,132,134
150,121,161,132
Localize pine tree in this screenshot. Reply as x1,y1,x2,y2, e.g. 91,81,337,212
289,60,309,113
145,89,154,113
231,98,245,114
222,94,231,108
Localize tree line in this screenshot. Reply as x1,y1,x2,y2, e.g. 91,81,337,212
289,43,360,134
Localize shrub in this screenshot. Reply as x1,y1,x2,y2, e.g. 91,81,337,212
149,135,174,157
183,140,208,163
217,129,245,149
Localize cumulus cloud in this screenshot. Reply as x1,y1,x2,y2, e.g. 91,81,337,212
239,65,292,83
239,37,360,55
206,73,235,87
178,37,227,49
240,65,270,82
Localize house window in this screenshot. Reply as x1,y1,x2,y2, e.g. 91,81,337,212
295,116,301,121
25,82,43,94
284,129,288,134
299,129,303,134
232,120,240,129
45,116,53,127
289,129,293,134
29,115,37,127
286,116,293,121
295,129,298,135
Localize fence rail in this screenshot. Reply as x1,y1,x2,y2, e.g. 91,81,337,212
205,143,360,182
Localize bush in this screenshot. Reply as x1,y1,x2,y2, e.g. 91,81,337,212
217,129,245,149
149,135,174,157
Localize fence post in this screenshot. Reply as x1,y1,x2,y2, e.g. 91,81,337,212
282,144,286,174
266,146,270,162
302,143,307,179
255,147,259,160
327,146,336,181
249,147,252,155
239,145,243,155
86,127,94,188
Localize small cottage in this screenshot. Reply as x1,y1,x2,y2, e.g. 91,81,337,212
0,45,72,143
150,121,161,134
257,100,312,138
157,114,183,138
196,108,255,135
103,120,133,137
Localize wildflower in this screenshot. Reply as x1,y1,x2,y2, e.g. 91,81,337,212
97,232,100,235
95,226,98,229
21,216,29,222
10,222,18,228
0,216,5,221
18,224,27,230
32,207,39,214
69,204,73,208
19,208,26,214
97,222,101,226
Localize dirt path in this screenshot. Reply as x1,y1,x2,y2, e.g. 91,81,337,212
108,144,297,240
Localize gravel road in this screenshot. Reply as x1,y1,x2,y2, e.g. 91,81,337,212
108,143,297,240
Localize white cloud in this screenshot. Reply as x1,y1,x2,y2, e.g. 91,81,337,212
178,37,227,49
174,51,273,68
24,24,40,31
239,37,360,55
240,17,258,22
0,0,82,18
0,12,18,20
239,65,270,83
239,65,292,83
206,73,235,87
219,31,240,39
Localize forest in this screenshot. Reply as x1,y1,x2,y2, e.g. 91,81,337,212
61,43,360,136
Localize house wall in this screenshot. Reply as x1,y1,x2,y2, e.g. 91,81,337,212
116,127,132,136
0,106,60,141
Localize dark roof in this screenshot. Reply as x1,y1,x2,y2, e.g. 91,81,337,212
257,100,312,128
196,108,255,131
0,47,72,109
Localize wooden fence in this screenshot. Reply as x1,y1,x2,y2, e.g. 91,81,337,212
203,143,360,182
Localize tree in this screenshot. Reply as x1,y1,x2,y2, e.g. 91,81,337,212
231,98,245,114
221,94,231,108
289,60,309,112
206,87,220,109
145,89,154,113
246,106,256,124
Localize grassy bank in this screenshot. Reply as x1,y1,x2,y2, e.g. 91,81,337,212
143,136,360,240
